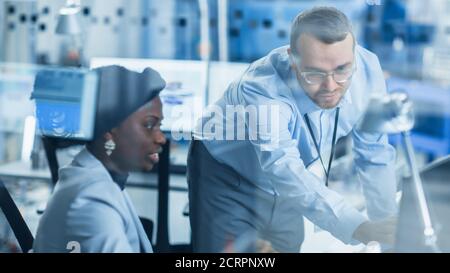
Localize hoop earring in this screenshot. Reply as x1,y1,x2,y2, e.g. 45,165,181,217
104,139,116,156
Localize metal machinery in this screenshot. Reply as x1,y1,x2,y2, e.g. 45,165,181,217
1,0,449,158
1,0,367,64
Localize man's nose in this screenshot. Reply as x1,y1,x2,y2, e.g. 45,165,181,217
321,74,338,91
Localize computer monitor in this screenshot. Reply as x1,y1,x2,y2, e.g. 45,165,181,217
0,63,37,134
31,67,99,141
395,155,450,252
90,58,250,135
90,58,207,135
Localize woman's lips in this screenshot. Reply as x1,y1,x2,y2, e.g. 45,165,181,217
148,147,163,164
149,153,159,164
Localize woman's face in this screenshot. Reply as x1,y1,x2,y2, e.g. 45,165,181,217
110,96,166,172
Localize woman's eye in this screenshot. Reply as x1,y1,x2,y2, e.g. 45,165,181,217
147,121,162,131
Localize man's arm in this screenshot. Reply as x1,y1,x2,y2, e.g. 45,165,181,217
352,51,398,221
240,81,367,244
351,129,398,220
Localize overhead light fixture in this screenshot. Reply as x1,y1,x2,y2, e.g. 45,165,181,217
55,0,82,35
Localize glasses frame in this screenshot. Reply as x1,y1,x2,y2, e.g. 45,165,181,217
292,54,357,85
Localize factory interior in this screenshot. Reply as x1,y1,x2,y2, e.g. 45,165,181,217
0,0,449,254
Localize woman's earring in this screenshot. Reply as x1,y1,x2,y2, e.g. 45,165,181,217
104,139,116,156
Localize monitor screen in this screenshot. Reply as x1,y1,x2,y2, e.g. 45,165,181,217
31,67,99,140
90,57,250,135
90,57,207,135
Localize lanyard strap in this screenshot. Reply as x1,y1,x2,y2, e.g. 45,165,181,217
304,107,340,187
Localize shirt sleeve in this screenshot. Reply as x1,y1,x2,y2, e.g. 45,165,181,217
240,80,367,244
351,54,398,221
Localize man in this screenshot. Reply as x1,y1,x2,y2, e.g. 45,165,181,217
188,7,397,253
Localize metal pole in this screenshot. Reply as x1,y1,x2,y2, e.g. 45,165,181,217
402,131,440,252
218,0,229,62
198,0,211,106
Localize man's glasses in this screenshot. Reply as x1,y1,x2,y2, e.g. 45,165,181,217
300,64,356,85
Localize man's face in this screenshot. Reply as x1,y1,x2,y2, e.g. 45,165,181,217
111,96,166,172
290,33,355,109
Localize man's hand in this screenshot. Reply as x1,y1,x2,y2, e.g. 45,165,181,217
352,217,397,245
256,239,279,253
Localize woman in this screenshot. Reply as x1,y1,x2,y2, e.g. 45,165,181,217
33,65,166,253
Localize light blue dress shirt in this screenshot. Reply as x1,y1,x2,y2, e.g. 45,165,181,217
194,45,398,244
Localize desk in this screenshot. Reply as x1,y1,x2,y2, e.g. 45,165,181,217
0,153,190,250
0,161,51,182
0,160,188,192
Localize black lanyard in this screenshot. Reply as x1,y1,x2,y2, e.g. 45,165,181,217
303,107,340,187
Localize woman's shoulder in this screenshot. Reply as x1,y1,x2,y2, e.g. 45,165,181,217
53,151,124,207
56,166,123,205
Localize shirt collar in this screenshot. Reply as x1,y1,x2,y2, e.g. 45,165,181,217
107,170,129,191
75,148,129,191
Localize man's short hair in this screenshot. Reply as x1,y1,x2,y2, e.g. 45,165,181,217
290,7,354,57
